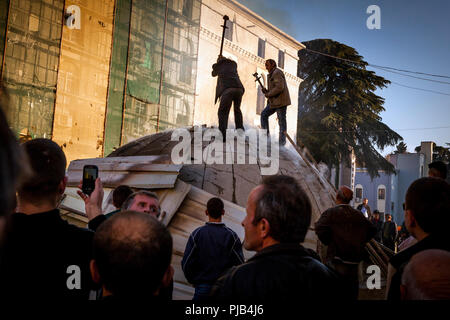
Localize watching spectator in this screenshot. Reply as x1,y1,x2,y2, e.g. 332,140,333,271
369,210,383,242
210,175,338,301
182,197,244,300
105,185,133,218
428,161,448,180
0,139,95,299
400,249,450,300
315,186,376,300
382,214,397,251
90,211,173,299
386,177,450,300
357,198,372,219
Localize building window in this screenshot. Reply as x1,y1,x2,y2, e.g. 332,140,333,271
224,20,233,42
182,0,193,19
180,55,193,85
378,187,385,200
278,50,285,69
258,38,265,58
355,185,363,202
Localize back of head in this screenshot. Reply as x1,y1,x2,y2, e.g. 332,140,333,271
401,249,450,300
18,139,66,204
266,59,277,68
112,185,133,209
428,161,448,179
207,197,224,219
254,175,311,243
336,186,353,204
93,211,173,298
405,177,450,234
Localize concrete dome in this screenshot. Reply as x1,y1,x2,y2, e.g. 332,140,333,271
109,126,336,251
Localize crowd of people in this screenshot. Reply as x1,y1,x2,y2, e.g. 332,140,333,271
1,79,449,301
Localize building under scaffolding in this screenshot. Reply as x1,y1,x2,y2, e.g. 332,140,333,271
0,0,201,162
0,0,303,164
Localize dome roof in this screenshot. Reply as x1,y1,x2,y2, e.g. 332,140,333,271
109,126,337,250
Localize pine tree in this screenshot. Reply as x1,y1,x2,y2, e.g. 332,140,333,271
394,141,407,154
297,39,402,178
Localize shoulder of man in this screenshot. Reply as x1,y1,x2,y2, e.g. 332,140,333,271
223,225,240,238
273,68,285,78
62,219,95,244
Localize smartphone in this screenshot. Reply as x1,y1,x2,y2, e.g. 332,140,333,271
82,165,98,196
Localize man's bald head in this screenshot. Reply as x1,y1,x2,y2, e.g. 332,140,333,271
401,249,450,300
93,211,173,298
336,186,353,204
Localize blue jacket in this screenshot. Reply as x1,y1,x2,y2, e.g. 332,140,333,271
181,222,244,286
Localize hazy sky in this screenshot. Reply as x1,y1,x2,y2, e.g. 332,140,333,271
238,0,450,155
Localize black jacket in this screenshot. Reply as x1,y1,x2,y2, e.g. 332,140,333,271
388,233,450,300
181,222,244,286
209,243,339,301
212,58,244,104
0,209,95,300
370,218,383,242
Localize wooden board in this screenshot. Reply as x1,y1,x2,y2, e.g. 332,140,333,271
68,162,182,173
158,180,191,226
67,171,178,189
71,155,171,165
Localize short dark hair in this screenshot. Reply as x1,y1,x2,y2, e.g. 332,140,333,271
18,138,66,204
336,187,353,204
206,197,224,219
113,185,133,208
266,59,277,68
428,161,448,179
93,211,173,298
253,175,311,243
405,177,450,234
121,190,159,211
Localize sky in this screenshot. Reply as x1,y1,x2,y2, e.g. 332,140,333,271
238,0,450,155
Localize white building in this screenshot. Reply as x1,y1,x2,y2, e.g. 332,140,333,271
194,0,305,143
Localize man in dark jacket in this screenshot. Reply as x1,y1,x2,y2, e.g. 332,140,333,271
382,214,397,251
370,210,383,242
357,198,372,219
260,59,291,145
210,175,338,301
315,186,376,300
0,139,95,300
386,177,450,300
212,56,245,141
182,197,244,300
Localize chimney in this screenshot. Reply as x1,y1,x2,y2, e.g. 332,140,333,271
420,141,434,176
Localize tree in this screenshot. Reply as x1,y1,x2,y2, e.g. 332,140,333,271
415,143,449,163
394,141,407,154
297,39,402,178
